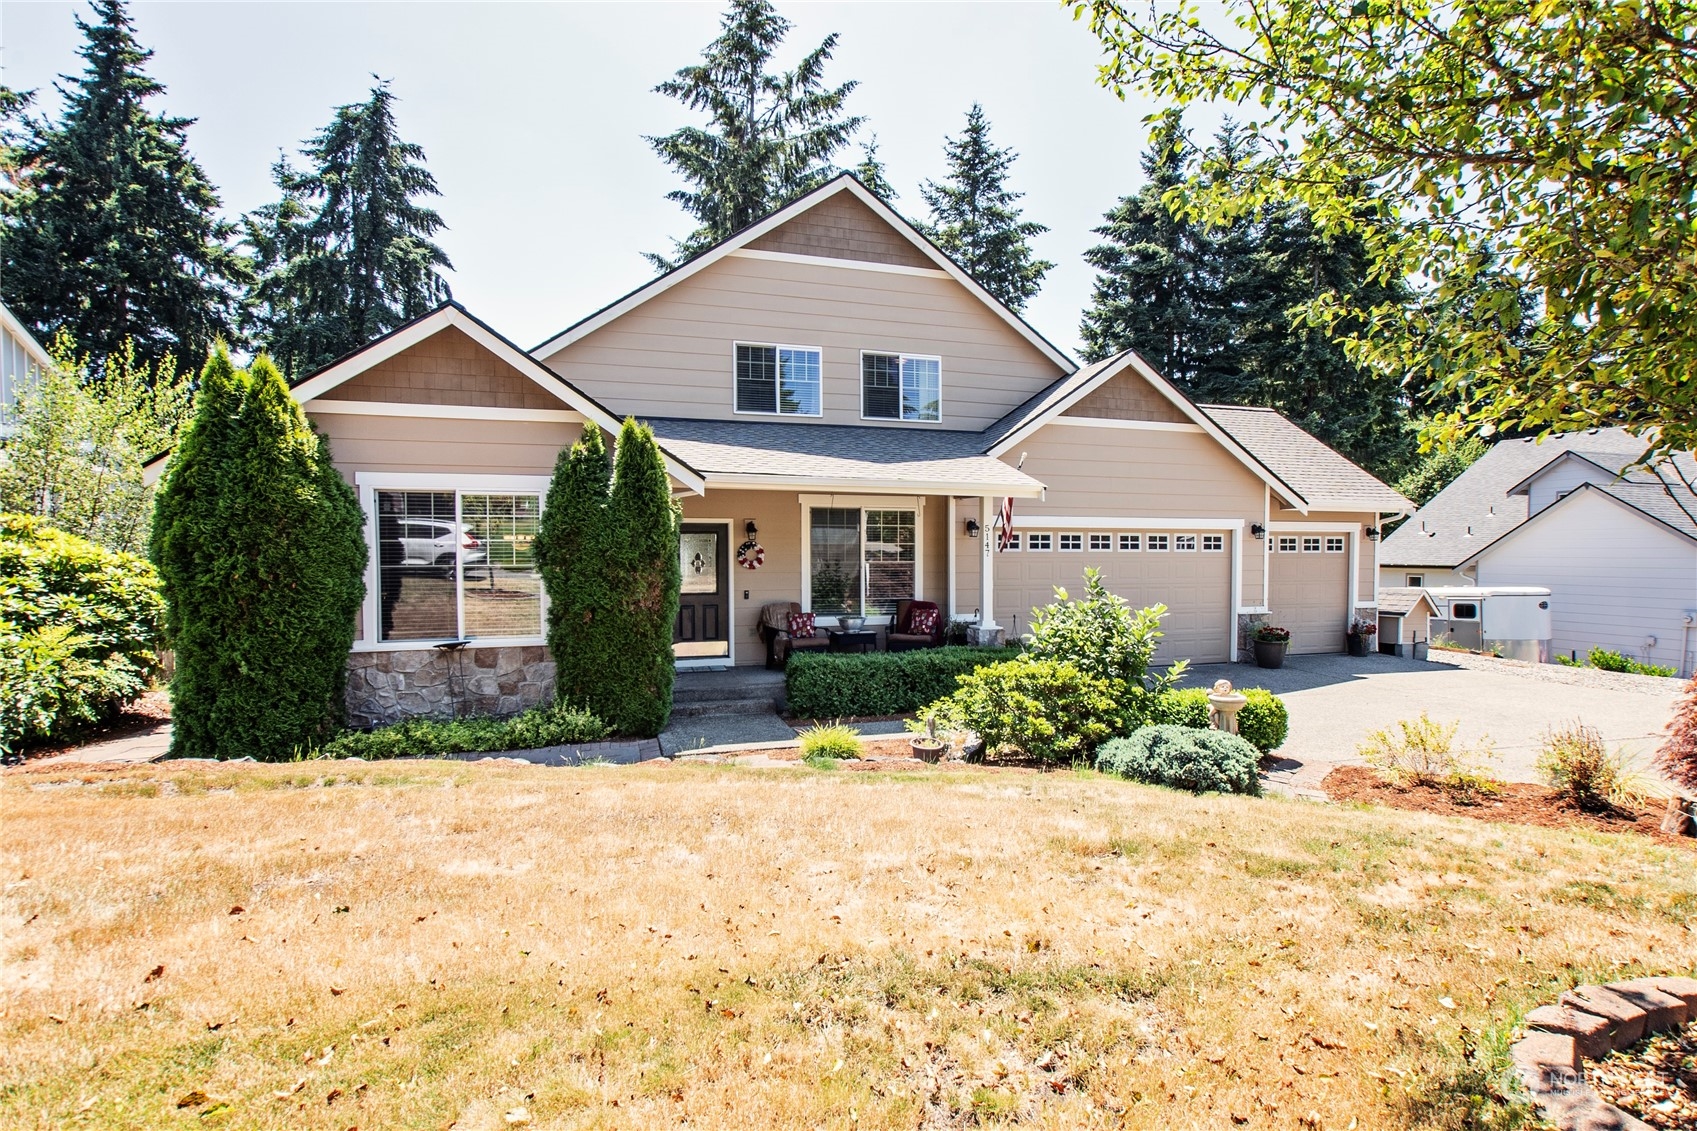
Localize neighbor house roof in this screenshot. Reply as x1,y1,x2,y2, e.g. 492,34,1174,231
1199,405,1413,514
1379,427,1657,568
644,417,1047,497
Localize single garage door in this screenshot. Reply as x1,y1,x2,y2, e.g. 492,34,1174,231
1267,533,1350,654
996,529,1232,663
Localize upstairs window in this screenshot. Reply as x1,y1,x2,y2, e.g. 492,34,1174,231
736,343,821,416
862,352,941,422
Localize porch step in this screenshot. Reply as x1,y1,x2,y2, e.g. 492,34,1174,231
671,696,782,718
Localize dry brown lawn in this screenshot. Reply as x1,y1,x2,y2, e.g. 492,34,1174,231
3,758,1695,1130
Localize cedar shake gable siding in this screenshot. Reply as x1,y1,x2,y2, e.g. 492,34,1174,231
746,191,935,269
318,325,562,411
1066,368,1191,424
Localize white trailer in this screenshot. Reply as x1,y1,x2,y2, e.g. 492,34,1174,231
1427,586,1553,662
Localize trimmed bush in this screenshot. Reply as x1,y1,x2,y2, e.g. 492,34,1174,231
149,349,366,760
1121,686,1289,752
1238,689,1289,754
1146,687,1209,729
0,514,163,753
1537,722,1646,811
786,645,1012,718
1025,567,1187,692
316,702,609,760
1095,725,1262,796
926,658,1125,764
799,723,860,763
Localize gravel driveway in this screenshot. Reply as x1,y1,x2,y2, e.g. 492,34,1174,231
1184,650,1683,792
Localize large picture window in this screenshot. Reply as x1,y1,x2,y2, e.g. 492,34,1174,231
808,505,917,619
375,489,542,643
735,343,821,416
861,352,941,421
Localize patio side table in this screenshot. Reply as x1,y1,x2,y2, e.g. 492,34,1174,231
827,629,878,654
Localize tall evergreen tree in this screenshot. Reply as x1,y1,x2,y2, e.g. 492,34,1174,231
919,105,1053,312
243,82,452,379
602,420,681,737
535,424,614,712
647,0,863,269
0,0,245,367
853,135,897,201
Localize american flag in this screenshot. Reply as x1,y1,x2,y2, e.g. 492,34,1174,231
997,496,1014,551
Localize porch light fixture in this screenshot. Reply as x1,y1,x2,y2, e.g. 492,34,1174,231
744,519,758,538
1364,526,1381,541
1251,523,1265,539
965,518,981,537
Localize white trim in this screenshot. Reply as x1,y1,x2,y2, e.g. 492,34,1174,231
979,495,999,630
1307,496,1413,515
797,493,924,625
1238,605,1270,615
532,176,1075,373
355,471,551,492
731,340,825,418
1267,520,1361,532
946,496,958,620
308,400,582,424
1049,416,1205,433
1011,515,1245,532
675,518,736,669
727,247,951,279
1229,528,1243,661
858,349,943,424
704,472,1043,498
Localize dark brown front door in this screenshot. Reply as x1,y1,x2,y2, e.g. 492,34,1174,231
674,524,729,659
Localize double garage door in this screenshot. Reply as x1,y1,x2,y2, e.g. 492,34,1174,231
1267,533,1351,654
996,529,1232,663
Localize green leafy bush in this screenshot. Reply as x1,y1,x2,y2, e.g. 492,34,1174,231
925,659,1125,764
1237,689,1289,754
1537,722,1647,811
1024,567,1187,693
1146,687,1209,728
1095,725,1262,796
799,723,860,765
1358,713,1500,792
316,702,609,760
1132,686,1288,753
786,646,1012,718
1586,647,1676,677
0,514,163,754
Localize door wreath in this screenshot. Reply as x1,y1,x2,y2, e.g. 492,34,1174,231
736,539,765,570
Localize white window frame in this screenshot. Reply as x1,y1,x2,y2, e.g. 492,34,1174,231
1324,536,1346,553
1059,533,1084,551
1174,534,1198,552
859,350,943,423
1026,532,1053,551
1004,532,1020,551
353,472,550,652
1407,573,1425,587
1302,536,1323,553
733,341,824,418
798,494,924,626
1202,534,1224,552
1276,535,1299,553
1089,533,1113,551
1146,534,1170,552
1119,534,1141,551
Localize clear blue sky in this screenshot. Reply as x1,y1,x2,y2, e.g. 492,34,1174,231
2,1,1235,357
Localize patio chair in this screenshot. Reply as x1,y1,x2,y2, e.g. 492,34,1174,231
886,599,943,652
758,601,829,669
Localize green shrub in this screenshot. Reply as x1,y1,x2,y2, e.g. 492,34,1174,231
1586,647,1676,677
1095,725,1262,796
1237,689,1289,754
925,658,1125,764
799,723,860,764
1024,567,1187,693
1537,722,1647,811
786,645,1012,718
1146,687,1209,728
316,702,608,760
1358,712,1500,791
150,349,367,760
0,514,163,754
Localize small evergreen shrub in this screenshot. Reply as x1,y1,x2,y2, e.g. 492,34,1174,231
1585,647,1676,677
1659,676,1697,792
1146,687,1209,728
799,723,860,764
1538,722,1647,811
1024,567,1187,693
0,514,164,753
1095,725,1262,796
925,658,1124,763
1237,689,1289,754
316,702,608,760
786,645,1012,718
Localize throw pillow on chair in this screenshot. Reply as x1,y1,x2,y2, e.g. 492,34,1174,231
787,611,817,639
909,607,940,636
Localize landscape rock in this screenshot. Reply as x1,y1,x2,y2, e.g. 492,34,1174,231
1641,975,1697,1012
1525,1005,1615,1061
1601,980,1688,1031
1510,1031,1579,1095
1559,986,1648,1049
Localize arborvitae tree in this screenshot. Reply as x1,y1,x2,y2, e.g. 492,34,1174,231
535,423,613,710
647,0,863,269
602,419,681,737
150,348,366,759
244,82,452,379
0,0,245,367
919,105,1053,312
854,136,897,201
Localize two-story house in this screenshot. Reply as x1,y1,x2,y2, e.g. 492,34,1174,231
148,175,1410,725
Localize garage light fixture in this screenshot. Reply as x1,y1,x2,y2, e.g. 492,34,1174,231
1250,523,1265,539
965,518,981,537
1364,526,1381,541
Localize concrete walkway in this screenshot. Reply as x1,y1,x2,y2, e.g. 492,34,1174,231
1184,652,1680,791
28,724,172,766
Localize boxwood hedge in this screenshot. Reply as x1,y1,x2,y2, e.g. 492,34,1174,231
785,645,1014,719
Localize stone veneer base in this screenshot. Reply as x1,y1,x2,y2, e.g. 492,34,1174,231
345,646,556,729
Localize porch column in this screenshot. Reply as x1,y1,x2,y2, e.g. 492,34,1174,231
969,495,1004,646
945,496,958,620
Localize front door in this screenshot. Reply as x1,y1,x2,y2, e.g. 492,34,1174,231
674,524,729,660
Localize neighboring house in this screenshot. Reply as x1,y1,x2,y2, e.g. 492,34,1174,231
1379,428,1697,676
146,175,1409,726
0,301,52,433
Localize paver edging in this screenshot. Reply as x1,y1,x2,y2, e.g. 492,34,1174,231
1510,975,1696,1129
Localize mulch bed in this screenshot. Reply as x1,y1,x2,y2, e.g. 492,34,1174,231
1586,1021,1697,1129
20,690,171,761
1321,766,1693,849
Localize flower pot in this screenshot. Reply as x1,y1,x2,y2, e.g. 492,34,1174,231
910,738,945,764
1253,639,1287,669
1347,634,1370,657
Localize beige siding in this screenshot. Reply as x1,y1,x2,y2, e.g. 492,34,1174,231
747,193,934,268
1300,511,1378,603
320,326,563,410
542,253,1066,430
314,413,581,480
1067,369,1189,423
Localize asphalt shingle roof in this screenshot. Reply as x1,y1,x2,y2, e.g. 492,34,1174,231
1378,427,1668,568
1375,587,1434,617
1199,405,1411,513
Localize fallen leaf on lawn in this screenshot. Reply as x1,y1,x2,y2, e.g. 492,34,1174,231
176,1090,208,1108
48,1014,66,1024
228,906,244,915
271,1079,307,1100
325,1088,343,1105
1439,997,1457,1010
330,986,346,996
1310,1034,1347,1050
144,965,165,983
504,1108,531,1125
316,1046,335,1066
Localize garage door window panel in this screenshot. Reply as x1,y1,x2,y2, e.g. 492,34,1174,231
1059,533,1083,551
1147,534,1170,551
1027,533,1052,551
1119,534,1140,551
1202,534,1223,551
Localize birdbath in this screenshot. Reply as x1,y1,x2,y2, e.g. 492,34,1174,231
1207,679,1248,735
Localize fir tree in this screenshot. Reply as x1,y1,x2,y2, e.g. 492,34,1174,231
244,82,452,379
149,348,366,760
602,419,681,737
0,0,245,366
919,105,1053,312
647,0,863,269
853,135,897,201
535,424,614,711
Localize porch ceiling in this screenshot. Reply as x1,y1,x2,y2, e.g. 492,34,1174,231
643,417,1046,497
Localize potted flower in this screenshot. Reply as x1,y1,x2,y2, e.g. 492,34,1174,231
1252,624,1290,669
1347,617,1378,657
907,711,946,763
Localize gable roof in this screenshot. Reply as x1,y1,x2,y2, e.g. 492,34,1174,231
530,174,1075,373
1379,427,1655,568
1199,405,1412,514
1376,586,1437,618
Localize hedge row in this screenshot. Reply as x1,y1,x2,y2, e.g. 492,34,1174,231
315,702,609,760
786,646,1016,719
